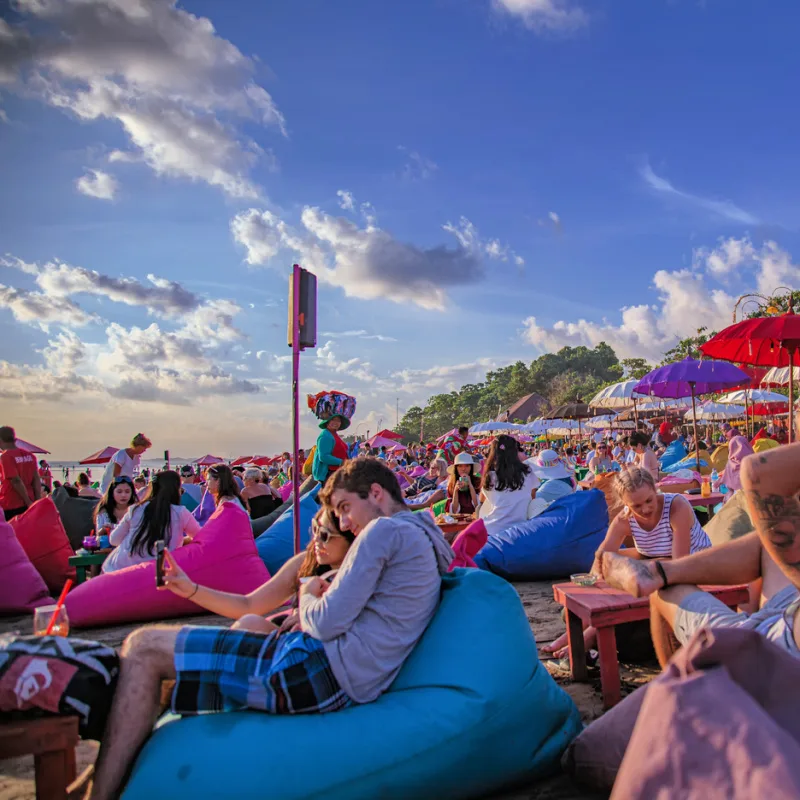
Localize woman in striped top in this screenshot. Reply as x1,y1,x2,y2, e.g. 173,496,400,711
591,467,711,573
542,467,711,658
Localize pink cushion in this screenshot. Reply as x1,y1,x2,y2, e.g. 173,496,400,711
449,519,488,571
279,483,292,502
11,498,76,594
0,518,54,613
64,503,269,627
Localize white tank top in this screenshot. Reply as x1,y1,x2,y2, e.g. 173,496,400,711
627,493,711,558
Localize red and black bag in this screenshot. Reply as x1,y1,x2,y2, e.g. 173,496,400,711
0,635,119,740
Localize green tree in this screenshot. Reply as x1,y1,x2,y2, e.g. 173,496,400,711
661,328,716,364
621,358,652,380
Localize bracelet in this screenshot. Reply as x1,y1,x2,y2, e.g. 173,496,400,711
655,561,670,589
188,583,199,600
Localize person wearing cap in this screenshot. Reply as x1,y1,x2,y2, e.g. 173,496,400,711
446,452,480,514
100,433,152,494
528,449,576,492
180,465,203,508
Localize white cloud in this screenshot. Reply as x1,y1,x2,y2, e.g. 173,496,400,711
443,217,524,266
316,340,376,383
321,329,398,342
2,255,243,339
391,357,511,395
522,236,800,362
640,162,759,225
42,330,86,374
76,168,118,200
0,283,98,329
107,149,139,163
398,147,438,181
493,0,589,32
2,0,285,197
231,206,496,311
336,190,355,211
0,359,104,401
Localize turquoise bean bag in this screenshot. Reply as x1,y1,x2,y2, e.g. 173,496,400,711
123,569,581,800
255,486,319,573
659,440,687,471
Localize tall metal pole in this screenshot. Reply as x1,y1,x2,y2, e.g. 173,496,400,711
291,265,302,556
789,346,796,444
690,382,701,469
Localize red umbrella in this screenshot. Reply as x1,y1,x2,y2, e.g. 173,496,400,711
366,434,405,450
80,446,117,465
15,438,50,454
252,456,280,467
196,454,224,466
373,429,403,441
230,455,268,466
700,310,800,441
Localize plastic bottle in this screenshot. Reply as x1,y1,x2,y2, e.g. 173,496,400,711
701,475,711,498
710,468,719,491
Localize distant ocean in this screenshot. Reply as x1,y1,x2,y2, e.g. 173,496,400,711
48,458,198,471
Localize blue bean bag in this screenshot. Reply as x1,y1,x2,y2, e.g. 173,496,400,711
659,440,687,471
123,568,581,800
474,490,608,581
255,485,320,574
661,453,711,475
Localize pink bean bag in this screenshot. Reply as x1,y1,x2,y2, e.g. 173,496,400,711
450,519,488,571
0,518,54,613
11,497,76,594
279,483,292,502
64,503,269,628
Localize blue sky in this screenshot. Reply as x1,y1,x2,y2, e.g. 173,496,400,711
2,0,800,459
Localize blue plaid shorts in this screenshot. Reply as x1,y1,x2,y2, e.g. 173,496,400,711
172,627,352,716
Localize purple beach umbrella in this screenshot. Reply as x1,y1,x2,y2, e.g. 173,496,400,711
634,357,751,467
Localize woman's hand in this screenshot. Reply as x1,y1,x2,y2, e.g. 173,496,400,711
160,550,197,598
590,555,604,579
300,576,329,599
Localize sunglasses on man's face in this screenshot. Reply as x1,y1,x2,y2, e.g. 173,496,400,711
313,525,343,544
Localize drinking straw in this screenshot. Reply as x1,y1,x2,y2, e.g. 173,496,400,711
45,579,73,635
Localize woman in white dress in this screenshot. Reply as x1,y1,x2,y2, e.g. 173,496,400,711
479,435,540,535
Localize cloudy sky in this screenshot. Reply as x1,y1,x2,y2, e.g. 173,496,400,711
2,0,800,460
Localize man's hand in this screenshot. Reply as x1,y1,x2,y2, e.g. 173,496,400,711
300,576,329,599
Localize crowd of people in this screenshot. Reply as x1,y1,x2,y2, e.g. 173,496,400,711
3,409,800,799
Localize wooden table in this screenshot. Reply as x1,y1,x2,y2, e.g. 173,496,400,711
0,716,79,799
68,549,112,584
436,520,472,544
683,491,725,518
553,580,749,709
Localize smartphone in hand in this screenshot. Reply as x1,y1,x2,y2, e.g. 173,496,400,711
156,540,166,587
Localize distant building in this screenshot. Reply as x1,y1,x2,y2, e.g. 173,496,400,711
498,392,548,423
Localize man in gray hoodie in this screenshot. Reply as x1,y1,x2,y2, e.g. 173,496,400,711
88,457,454,800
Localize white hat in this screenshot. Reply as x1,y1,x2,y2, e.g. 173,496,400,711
529,449,571,480
447,451,476,475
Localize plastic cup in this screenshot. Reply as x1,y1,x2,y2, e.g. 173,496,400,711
33,605,69,637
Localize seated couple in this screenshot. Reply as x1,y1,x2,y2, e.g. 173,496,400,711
88,457,455,800
601,441,800,667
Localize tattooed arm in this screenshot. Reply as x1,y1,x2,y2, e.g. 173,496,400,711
741,442,800,588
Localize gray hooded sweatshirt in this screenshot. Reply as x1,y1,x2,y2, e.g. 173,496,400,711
299,510,454,704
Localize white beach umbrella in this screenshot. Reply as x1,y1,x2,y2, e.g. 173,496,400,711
695,401,747,421
718,389,788,405
589,380,648,409
762,366,800,387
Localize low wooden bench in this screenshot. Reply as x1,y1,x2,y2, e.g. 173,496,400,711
0,716,79,800
553,580,750,709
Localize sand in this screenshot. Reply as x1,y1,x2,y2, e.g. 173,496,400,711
0,579,659,799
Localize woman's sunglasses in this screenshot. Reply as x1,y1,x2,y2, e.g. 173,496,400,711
313,524,342,544
113,477,134,487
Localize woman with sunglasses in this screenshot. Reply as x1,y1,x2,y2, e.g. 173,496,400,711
102,470,200,574
160,507,355,634
587,441,616,476
93,476,137,531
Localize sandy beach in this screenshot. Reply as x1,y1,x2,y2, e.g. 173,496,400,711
0,578,658,800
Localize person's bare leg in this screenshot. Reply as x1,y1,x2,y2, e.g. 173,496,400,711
649,585,702,667
541,548,644,654
230,614,278,634
603,532,764,598
90,626,180,800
